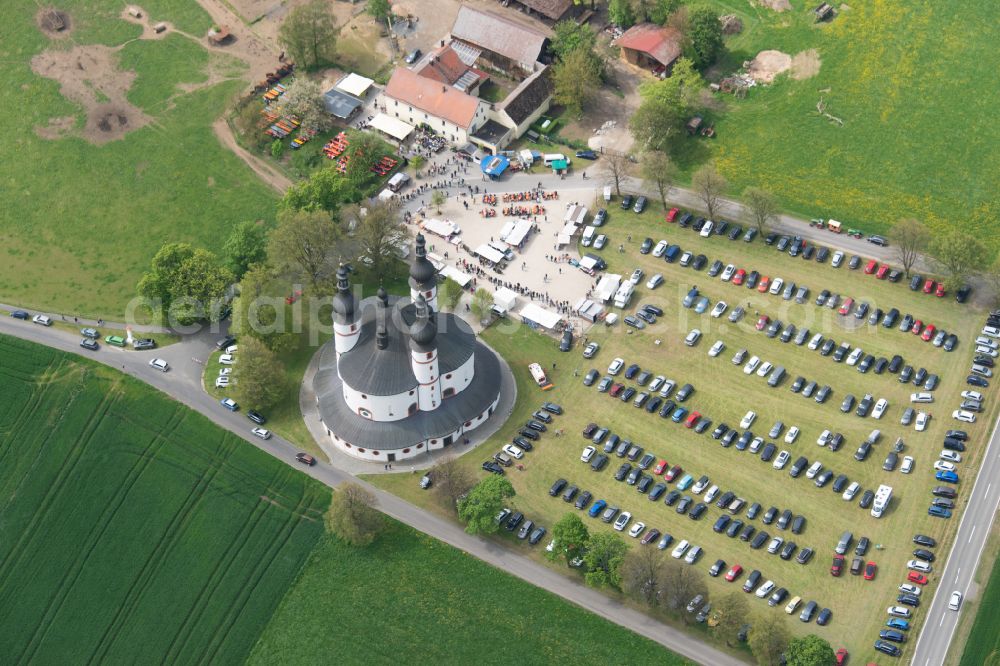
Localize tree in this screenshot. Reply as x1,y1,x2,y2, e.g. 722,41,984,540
748,614,791,666
984,257,1000,307
649,0,683,24
344,201,407,278
687,7,724,70
437,278,464,312
429,458,474,510
224,220,269,279
608,0,635,28
232,336,287,410
929,230,989,291
281,165,361,214
640,150,677,211
281,78,336,132
271,138,284,159
268,208,344,292
889,218,930,277
692,163,728,220
582,531,628,588
659,559,707,613
137,243,234,325
620,546,666,607
786,635,836,666
601,150,633,197
344,132,385,184
410,155,425,172
552,47,602,116
551,21,598,60
278,0,338,71
471,288,494,323
630,58,703,151
457,475,515,535
431,190,446,212
327,482,384,546
232,263,299,353
743,187,779,235
547,512,590,564
366,0,391,23
714,592,750,646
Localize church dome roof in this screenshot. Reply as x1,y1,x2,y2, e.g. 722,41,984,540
409,233,436,286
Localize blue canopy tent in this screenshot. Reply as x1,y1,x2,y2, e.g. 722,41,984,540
480,154,510,180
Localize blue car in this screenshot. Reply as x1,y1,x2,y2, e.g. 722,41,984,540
672,406,689,423
220,397,239,412
935,470,959,484
588,499,607,518
928,505,952,518
886,618,910,631
575,150,598,160
676,474,694,490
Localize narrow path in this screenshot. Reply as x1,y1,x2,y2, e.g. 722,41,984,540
212,117,292,193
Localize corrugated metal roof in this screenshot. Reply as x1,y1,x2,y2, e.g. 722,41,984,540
451,6,547,68
615,23,683,67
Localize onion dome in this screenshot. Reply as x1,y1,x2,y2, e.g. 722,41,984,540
408,295,437,350
409,233,436,287
332,265,355,322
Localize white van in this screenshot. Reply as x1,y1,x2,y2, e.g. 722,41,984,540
699,220,714,237
581,225,596,246
603,185,612,202
543,153,567,166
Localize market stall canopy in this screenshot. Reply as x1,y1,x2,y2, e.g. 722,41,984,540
519,303,562,330
564,204,587,225
500,219,532,247
336,73,375,98
494,286,518,310
369,113,415,141
422,218,460,238
474,244,506,263
440,265,472,287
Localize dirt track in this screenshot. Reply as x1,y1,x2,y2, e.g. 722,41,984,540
213,117,292,192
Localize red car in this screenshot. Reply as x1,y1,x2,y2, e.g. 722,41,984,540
911,319,923,335
864,260,878,274
684,411,701,429
653,459,668,475
921,324,937,342
835,648,848,666
758,276,771,293
725,564,744,582
732,268,747,286
838,297,854,316
609,383,625,397
831,555,845,577
755,315,770,331
864,561,877,580
908,571,929,585
923,279,935,294
666,207,680,222
936,282,946,297
876,264,890,279
665,465,682,482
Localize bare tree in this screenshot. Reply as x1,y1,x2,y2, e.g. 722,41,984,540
601,150,633,197
692,164,728,220
429,458,474,510
620,546,667,607
639,150,677,211
659,560,707,616
743,186,779,235
889,218,930,278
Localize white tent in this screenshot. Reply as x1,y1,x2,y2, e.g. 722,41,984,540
336,72,374,98
519,303,562,330
494,287,518,310
556,233,572,246
498,220,515,239
425,252,447,271
519,149,534,165
595,274,621,302
422,218,459,238
440,265,472,287
377,189,394,201
501,219,533,247
575,298,604,322
474,244,506,264
369,113,415,141
564,204,588,226
560,222,578,236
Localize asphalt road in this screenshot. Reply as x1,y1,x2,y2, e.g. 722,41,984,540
0,316,746,666
911,411,1000,665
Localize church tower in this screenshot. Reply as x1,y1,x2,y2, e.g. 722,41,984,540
409,233,438,311
409,295,440,411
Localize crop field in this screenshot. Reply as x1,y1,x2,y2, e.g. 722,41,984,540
0,334,328,663
372,200,998,662
249,520,690,666
680,1,1000,243
959,540,1000,666
0,0,276,318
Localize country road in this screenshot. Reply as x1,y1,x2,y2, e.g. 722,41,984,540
0,316,747,666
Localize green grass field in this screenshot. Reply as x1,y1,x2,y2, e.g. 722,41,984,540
370,200,999,662
0,334,329,663
677,1,1000,244
249,520,691,665
959,535,1000,666
0,0,276,318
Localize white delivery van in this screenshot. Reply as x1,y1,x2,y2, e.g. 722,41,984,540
581,225,597,247
543,153,567,166
603,186,612,202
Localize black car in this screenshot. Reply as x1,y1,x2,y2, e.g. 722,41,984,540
913,534,937,547
526,420,547,432
913,548,936,562
762,506,778,524
676,383,694,402
727,224,743,240
80,338,99,351
649,483,667,501
676,497,693,514
712,423,729,440
664,489,682,506
796,547,814,564
404,48,422,64
726,519,744,538
764,232,778,245
559,329,573,352
574,490,593,509
575,150,598,160
590,454,609,471
621,195,633,210
678,212,694,227
482,460,505,475
751,531,769,549
505,512,524,531
689,503,708,520
760,443,776,462
874,640,901,657
707,260,723,277
215,335,236,350
247,409,267,425
957,285,973,303
859,490,875,509
542,402,563,414
640,237,653,254
614,463,631,481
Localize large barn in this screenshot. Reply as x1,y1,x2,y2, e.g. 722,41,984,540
312,235,502,463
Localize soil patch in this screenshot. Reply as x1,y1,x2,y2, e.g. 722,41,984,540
37,7,72,38
791,48,821,80
34,115,76,140
749,49,821,84
30,44,152,144
119,6,173,40
757,0,792,11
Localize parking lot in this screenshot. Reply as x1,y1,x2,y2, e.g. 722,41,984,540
457,196,998,662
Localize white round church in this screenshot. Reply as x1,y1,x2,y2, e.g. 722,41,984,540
312,234,502,463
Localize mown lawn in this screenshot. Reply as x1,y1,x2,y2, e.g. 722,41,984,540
0,0,276,319
677,1,1000,244
249,520,691,666
0,334,329,663
370,200,999,663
